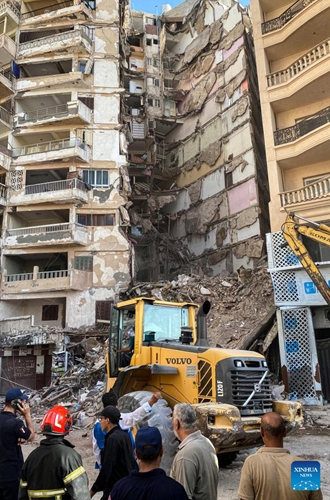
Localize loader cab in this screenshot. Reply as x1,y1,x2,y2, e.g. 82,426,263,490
108,297,197,378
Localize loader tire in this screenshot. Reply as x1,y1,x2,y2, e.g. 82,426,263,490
217,451,238,468
118,390,178,474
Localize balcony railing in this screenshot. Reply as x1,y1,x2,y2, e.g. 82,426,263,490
274,105,330,146
280,175,330,207
12,137,89,158
24,178,87,196
5,269,69,282
18,26,93,55
0,105,11,126
21,0,94,19
0,0,20,18
16,101,90,125
0,181,7,202
262,0,316,35
267,37,330,87
7,222,87,237
0,68,15,84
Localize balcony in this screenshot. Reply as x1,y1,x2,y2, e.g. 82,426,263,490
12,138,91,166
0,1,20,27
4,222,88,248
0,68,15,99
16,71,89,92
0,182,7,207
274,106,330,146
20,1,94,26
2,268,92,295
15,101,91,128
0,144,11,172
0,33,16,66
280,175,330,210
262,0,316,34
0,105,12,133
18,27,93,59
9,178,90,206
267,37,330,87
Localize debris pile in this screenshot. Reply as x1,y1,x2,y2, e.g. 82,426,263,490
123,262,275,350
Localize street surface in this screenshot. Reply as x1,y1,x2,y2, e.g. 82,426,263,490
22,426,330,499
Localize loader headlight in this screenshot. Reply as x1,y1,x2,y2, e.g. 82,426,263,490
262,360,268,367
234,360,243,367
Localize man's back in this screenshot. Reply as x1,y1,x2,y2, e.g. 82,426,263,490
19,437,90,500
0,411,28,483
238,448,323,500
111,468,189,500
170,430,219,500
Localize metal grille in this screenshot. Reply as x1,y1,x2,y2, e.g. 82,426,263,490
266,232,299,269
270,271,300,303
198,360,213,403
230,370,273,415
282,309,317,400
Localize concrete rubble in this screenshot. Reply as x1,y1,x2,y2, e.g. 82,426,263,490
4,263,327,430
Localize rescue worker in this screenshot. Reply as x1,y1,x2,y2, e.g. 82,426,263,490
18,405,90,500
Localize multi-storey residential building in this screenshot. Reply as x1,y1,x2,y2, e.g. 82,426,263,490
0,0,131,390
251,0,330,404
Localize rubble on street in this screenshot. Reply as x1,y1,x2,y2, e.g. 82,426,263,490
2,263,328,430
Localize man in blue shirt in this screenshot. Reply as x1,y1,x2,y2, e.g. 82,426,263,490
0,388,35,500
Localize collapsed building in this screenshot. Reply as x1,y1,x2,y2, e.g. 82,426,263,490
123,0,270,279
0,0,271,391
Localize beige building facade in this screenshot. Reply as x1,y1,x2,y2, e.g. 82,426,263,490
250,0,330,232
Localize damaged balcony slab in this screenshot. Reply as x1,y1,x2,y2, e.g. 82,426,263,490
2,269,92,295
15,101,91,128
4,223,88,249
20,2,93,28
18,27,93,58
9,178,90,206
11,139,91,166
16,72,90,93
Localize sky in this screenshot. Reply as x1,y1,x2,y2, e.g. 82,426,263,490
132,0,250,15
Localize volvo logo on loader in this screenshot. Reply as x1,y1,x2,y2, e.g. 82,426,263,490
166,357,192,365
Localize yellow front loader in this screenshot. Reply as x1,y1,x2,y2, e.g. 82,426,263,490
107,297,302,471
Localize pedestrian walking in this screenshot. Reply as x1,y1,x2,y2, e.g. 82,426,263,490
238,412,323,500
90,406,137,500
170,403,219,500
93,389,161,468
0,387,35,500
111,426,189,500
18,405,89,500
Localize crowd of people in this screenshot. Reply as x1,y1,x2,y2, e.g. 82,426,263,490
0,387,323,500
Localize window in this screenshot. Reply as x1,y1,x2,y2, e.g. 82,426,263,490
74,256,93,271
82,170,109,187
147,98,153,106
95,301,113,322
42,305,59,321
77,214,115,226
148,120,155,129
155,78,160,87
146,39,152,46
153,39,158,45
147,58,152,66
155,99,161,107
225,172,233,189
146,18,155,25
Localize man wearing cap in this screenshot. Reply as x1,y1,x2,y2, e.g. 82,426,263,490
93,389,161,468
111,426,189,500
0,388,35,500
90,406,137,500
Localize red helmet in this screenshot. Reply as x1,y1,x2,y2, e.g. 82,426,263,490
41,405,72,436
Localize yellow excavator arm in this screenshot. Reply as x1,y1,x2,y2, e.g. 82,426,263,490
282,212,330,305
